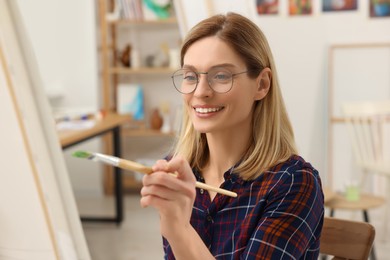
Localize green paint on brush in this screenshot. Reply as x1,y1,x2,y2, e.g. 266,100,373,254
72,150,93,159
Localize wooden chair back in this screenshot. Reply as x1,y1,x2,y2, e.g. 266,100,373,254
320,217,375,260
342,100,390,181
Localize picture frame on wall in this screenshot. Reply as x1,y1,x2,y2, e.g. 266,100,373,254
369,0,390,18
289,0,313,15
322,0,358,12
256,0,279,15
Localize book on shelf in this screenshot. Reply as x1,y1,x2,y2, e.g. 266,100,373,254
109,0,174,21
117,83,145,121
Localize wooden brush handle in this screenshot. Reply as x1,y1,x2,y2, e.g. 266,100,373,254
118,159,153,174
118,158,237,198
167,173,237,197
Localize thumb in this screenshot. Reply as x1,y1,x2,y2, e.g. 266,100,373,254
167,156,196,183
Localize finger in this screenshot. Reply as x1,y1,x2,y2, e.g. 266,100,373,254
143,171,195,199
140,194,168,209
140,183,177,200
152,159,169,172
140,193,187,216
140,183,185,211
166,156,196,183
139,182,171,209
143,171,186,192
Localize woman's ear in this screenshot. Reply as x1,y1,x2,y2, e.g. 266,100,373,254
254,67,271,101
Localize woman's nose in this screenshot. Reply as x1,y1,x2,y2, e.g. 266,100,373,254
193,74,213,97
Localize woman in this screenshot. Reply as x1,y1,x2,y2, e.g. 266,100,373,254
140,12,324,259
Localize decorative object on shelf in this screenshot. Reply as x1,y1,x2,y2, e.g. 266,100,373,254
145,42,169,67
119,44,131,67
169,48,180,69
160,101,171,133
131,48,140,68
143,0,173,20
145,54,155,67
117,84,144,120
106,0,121,21
150,108,163,130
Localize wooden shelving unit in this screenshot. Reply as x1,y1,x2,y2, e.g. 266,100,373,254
99,0,179,113
122,128,175,137
109,67,176,75
107,16,177,25
97,0,180,193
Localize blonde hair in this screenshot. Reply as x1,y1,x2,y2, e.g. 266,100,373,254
172,12,297,180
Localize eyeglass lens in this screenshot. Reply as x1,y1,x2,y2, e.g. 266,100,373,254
172,67,234,94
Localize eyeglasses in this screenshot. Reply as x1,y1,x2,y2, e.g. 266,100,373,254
171,67,251,94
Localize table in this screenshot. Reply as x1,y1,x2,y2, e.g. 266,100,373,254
322,187,385,260
58,113,131,225
323,187,336,204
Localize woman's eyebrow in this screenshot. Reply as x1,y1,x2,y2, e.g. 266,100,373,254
210,63,235,69
182,63,236,70
182,64,196,70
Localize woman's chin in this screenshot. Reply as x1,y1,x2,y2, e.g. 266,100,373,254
192,124,212,134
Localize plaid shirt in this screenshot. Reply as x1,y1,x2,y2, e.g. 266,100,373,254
163,155,324,259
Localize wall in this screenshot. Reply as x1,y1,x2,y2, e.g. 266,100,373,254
206,0,390,188
17,0,390,194
16,0,102,196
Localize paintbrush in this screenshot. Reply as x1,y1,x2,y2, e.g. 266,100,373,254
73,151,237,198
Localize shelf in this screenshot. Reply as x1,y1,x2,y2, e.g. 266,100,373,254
109,67,177,75
121,128,175,137
98,0,181,194
108,17,178,26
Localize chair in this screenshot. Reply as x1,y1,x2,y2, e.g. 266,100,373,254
324,100,390,260
320,217,376,260
343,100,390,228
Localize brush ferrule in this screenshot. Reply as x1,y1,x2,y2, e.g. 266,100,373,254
95,153,119,166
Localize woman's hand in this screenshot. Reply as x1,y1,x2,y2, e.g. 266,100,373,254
140,156,196,239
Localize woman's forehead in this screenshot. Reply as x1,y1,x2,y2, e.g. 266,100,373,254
183,37,245,70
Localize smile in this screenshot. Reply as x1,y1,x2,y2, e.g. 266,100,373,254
194,107,224,114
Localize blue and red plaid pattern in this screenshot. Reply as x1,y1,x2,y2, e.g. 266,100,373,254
163,155,324,259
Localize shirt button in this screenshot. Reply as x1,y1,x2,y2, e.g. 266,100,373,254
200,189,204,194
207,215,213,222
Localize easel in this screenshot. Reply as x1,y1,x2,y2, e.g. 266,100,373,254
327,43,390,190
0,1,90,258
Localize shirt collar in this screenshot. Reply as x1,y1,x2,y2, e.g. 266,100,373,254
193,162,244,185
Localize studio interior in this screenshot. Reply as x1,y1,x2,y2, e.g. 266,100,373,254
1,0,389,259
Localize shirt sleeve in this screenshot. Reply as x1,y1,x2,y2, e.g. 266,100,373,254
241,167,324,259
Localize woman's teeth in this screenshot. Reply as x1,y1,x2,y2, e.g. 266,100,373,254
195,107,222,113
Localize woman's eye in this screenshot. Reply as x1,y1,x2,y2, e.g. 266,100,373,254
184,72,197,82
213,72,230,81
184,75,197,81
